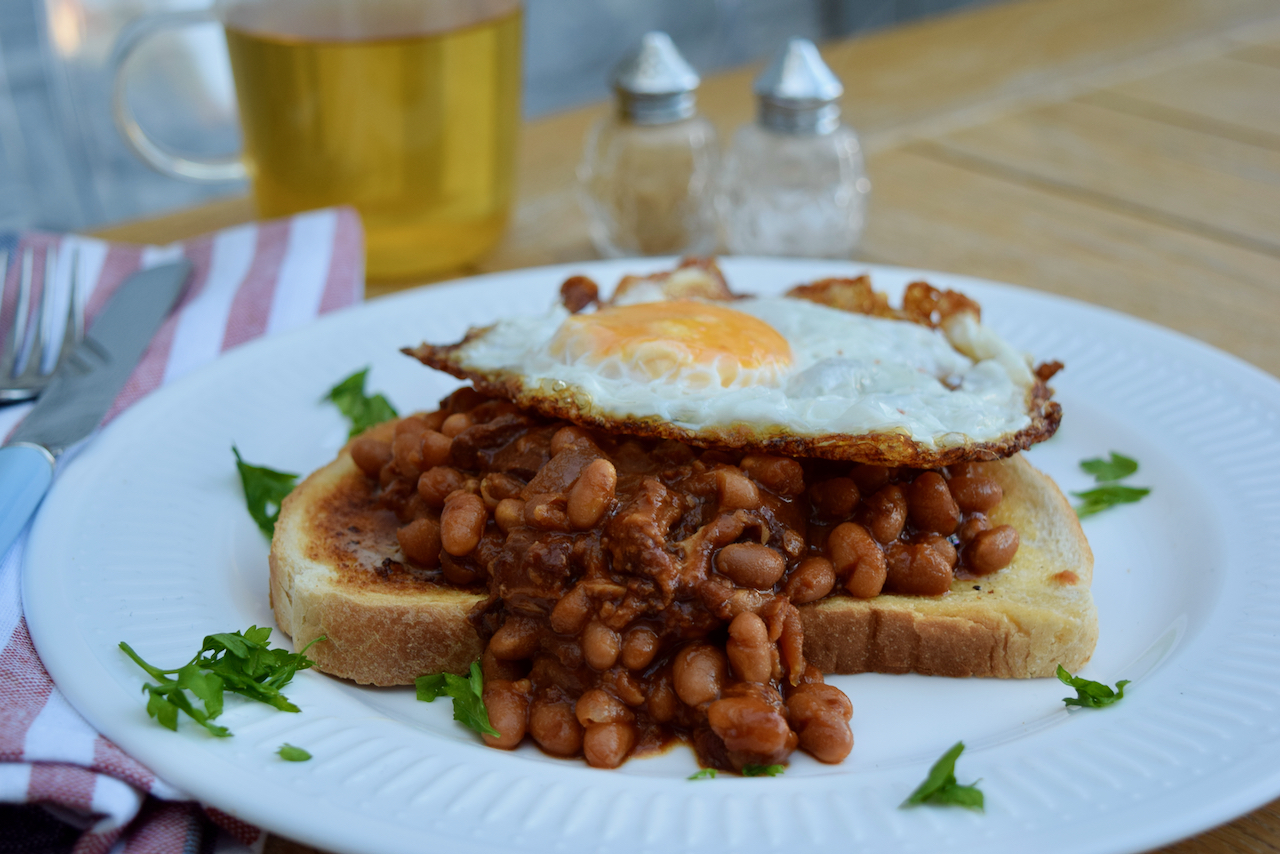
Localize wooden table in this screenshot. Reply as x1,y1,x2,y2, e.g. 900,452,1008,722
97,0,1280,851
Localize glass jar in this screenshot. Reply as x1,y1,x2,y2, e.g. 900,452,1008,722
719,121,868,257
578,32,718,258
718,38,869,258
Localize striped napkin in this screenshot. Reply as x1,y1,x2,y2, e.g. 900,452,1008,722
0,208,364,853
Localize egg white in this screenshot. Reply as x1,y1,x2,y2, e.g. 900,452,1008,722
452,294,1035,450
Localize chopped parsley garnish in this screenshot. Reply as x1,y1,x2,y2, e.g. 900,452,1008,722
1073,484,1151,517
1079,451,1138,482
119,626,323,737
1057,665,1130,708
415,661,500,738
742,764,786,777
901,741,984,811
277,743,312,762
1073,451,1151,518
688,768,717,780
232,446,298,537
324,368,398,437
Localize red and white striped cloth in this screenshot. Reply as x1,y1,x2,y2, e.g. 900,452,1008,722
0,208,365,853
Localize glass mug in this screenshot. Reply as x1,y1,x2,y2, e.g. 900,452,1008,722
112,0,522,282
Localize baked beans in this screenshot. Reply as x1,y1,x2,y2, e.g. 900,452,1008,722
884,541,953,596
440,412,472,438
863,484,908,543
707,691,794,760
489,615,540,661
583,722,637,768
549,584,593,635
810,477,860,520
907,471,960,535
741,455,805,496
726,612,773,683
418,466,466,509
420,430,452,469
620,626,660,670
350,435,392,477
957,513,991,544
966,524,1020,575
673,644,727,707
948,472,1003,513
396,518,441,567
786,682,853,763
826,523,887,599
367,400,1023,772
481,679,530,749
568,459,617,530
575,688,633,725
582,619,621,671
494,498,526,533
480,472,524,510
783,557,835,605
529,696,583,756
440,492,486,556
715,543,786,590
716,468,761,510
392,430,426,478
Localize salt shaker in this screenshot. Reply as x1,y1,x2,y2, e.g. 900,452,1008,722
578,32,719,258
718,39,870,258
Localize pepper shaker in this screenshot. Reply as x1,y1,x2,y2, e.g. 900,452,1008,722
718,39,870,258
578,32,719,258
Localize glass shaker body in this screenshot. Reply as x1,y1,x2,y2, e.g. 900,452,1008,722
719,122,869,258
578,114,719,258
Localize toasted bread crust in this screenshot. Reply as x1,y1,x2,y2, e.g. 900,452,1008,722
271,426,1093,685
800,454,1096,677
269,422,484,686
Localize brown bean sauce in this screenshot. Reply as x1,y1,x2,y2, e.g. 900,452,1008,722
354,390,1019,772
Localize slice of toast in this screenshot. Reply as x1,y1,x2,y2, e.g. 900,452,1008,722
801,453,1096,678
270,424,1094,686
269,421,485,686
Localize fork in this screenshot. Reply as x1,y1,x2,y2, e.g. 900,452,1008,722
0,245,83,404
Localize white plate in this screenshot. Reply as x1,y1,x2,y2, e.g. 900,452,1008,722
22,258,1280,854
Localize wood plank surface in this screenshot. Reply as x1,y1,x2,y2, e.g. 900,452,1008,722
1230,43,1280,66
1103,55,1280,139
860,145,1280,374
88,0,1280,851
927,98,1280,255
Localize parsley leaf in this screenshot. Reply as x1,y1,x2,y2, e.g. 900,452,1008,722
415,661,500,738
688,768,717,780
1072,484,1151,518
232,447,298,537
742,764,785,777
324,368,398,438
1073,451,1150,517
277,743,312,762
119,627,323,736
1057,665,1130,708
1080,452,1139,482
901,741,984,811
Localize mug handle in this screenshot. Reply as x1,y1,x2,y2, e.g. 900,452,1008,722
110,9,247,183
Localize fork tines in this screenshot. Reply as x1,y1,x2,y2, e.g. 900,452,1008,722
0,244,83,404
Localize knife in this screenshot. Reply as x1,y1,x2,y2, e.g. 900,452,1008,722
0,259,192,556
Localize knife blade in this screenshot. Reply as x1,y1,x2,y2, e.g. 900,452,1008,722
0,259,192,555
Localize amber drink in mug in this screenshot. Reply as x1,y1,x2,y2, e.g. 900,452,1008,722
113,0,522,282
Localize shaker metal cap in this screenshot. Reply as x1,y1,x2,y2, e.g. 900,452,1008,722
612,32,700,124
754,39,843,134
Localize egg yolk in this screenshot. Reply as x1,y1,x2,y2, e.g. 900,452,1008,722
549,299,793,388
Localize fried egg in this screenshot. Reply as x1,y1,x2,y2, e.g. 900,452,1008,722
406,267,1060,465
